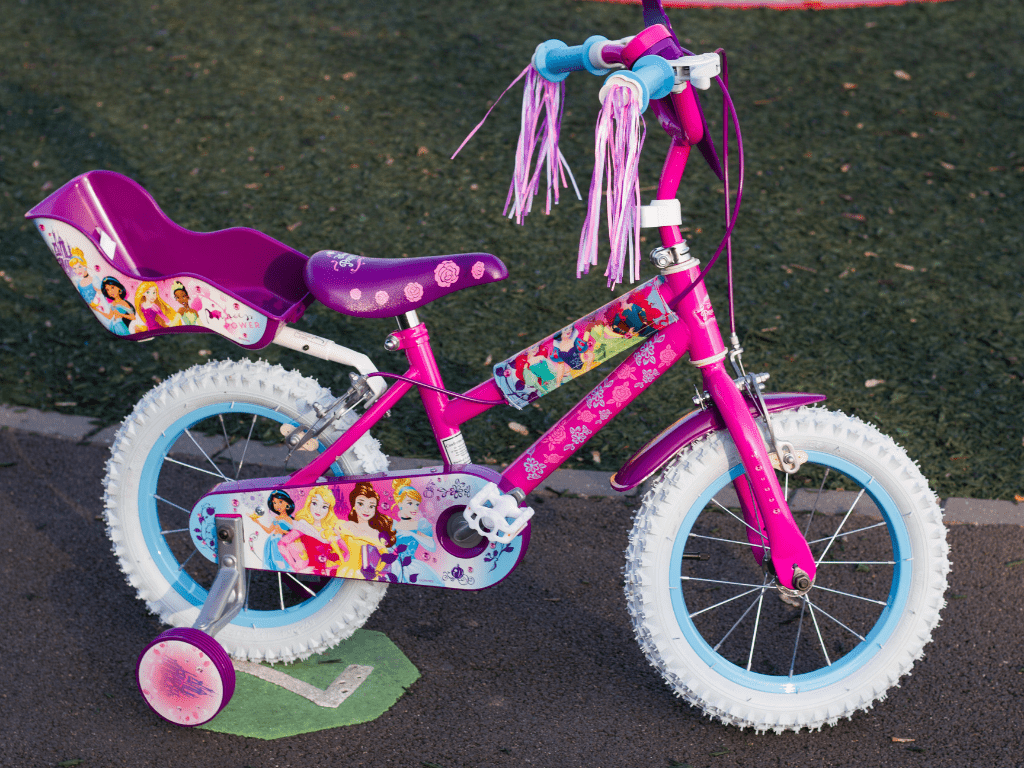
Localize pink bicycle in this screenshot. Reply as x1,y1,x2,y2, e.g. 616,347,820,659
27,0,948,733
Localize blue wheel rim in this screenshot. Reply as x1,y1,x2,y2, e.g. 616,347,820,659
668,450,912,694
139,402,345,629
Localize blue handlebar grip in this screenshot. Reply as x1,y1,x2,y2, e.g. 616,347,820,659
632,56,675,102
600,56,675,113
533,36,610,82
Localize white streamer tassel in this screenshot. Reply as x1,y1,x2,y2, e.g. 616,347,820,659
504,66,581,224
578,81,646,290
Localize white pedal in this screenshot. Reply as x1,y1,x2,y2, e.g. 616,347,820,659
463,482,534,544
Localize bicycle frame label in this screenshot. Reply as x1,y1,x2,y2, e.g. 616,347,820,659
192,467,528,591
34,218,270,345
492,276,676,410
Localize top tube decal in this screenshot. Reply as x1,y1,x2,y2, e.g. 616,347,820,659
493,276,676,409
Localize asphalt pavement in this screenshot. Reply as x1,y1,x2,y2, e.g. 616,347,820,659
1,426,1023,768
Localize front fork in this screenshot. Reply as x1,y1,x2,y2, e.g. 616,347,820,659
660,255,815,592
702,361,816,592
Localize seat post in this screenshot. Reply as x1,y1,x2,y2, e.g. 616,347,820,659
397,310,421,329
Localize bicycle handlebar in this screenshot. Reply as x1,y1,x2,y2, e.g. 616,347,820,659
533,31,721,113
532,36,617,81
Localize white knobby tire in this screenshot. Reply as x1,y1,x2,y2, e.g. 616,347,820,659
624,407,949,732
104,359,390,663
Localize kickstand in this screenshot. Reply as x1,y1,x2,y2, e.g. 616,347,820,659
192,514,247,637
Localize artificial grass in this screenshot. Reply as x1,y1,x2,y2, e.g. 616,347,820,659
0,0,1021,500
200,629,420,740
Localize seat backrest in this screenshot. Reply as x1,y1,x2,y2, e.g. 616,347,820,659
27,171,309,317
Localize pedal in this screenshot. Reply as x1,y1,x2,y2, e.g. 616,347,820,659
463,483,534,544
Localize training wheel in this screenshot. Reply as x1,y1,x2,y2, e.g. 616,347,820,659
136,627,236,726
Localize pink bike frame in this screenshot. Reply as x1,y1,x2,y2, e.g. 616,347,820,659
285,44,817,591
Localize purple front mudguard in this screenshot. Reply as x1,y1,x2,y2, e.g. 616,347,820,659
610,392,827,492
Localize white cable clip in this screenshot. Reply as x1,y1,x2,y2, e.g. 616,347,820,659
667,52,721,91
639,198,682,228
463,483,534,544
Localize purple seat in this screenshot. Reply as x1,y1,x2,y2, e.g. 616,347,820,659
305,250,507,319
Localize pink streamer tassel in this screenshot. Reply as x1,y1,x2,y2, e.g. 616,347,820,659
504,66,580,225
578,84,646,289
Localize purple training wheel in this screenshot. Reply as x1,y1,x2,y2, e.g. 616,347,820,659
136,627,236,726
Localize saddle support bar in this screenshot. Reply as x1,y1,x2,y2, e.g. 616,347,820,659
273,326,387,400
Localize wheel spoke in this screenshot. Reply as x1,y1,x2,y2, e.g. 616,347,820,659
815,487,867,566
746,582,768,672
688,532,757,548
806,521,887,546
817,560,897,566
711,495,766,541
788,599,807,678
178,549,198,572
163,455,229,481
688,586,762,619
215,413,236,470
812,584,888,606
804,597,867,643
154,494,194,516
159,527,190,535
806,598,831,666
277,572,285,612
235,413,258,480
713,574,770,652
802,468,831,537
285,572,318,598
681,575,775,590
184,428,230,482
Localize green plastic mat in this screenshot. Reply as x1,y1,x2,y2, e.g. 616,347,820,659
200,629,419,740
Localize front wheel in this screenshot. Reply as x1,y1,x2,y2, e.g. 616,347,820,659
624,408,949,732
105,359,390,664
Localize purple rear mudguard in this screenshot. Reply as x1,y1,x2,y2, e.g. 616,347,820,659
610,392,827,492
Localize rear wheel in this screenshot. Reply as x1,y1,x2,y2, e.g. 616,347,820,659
105,359,390,663
624,408,949,732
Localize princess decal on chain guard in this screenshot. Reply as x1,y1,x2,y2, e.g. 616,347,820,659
191,466,529,590
493,276,677,409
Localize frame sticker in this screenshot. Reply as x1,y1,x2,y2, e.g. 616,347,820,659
492,276,676,409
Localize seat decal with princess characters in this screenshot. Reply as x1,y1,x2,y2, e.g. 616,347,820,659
37,216,274,346
26,170,308,348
